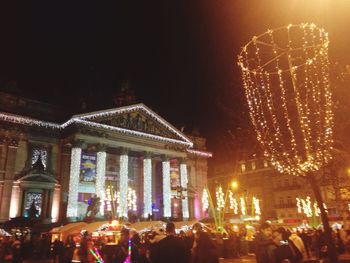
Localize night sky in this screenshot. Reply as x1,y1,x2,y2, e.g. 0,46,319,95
1,1,350,168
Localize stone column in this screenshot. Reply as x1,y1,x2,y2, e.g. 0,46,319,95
119,149,129,218
51,184,61,223
143,153,152,218
96,145,107,216
40,189,48,220
180,162,189,219
162,157,171,218
9,181,21,218
67,143,82,218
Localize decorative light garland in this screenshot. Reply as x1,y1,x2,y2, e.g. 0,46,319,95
96,151,106,215
238,23,333,176
296,196,327,217
253,196,261,215
119,154,129,218
202,189,209,211
240,197,246,216
74,104,193,145
143,158,152,218
0,103,195,147
162,160,171,217
186,149,213,158
180,163,189,219
67,147,81,217
216,186,225,211
127,187,137,212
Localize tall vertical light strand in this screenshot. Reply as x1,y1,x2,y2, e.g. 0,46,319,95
119,154,129,218
96,151,106,216
162,160,171,217
180,163,189,219
143,157,152,218
67,147,82,218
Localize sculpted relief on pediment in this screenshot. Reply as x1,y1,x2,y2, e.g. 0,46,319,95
96,111,178,139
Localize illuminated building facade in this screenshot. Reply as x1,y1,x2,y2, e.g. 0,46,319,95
0,92,211,222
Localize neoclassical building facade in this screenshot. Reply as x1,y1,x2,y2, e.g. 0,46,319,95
0,94,211,222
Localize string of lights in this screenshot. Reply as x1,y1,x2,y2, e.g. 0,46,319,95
119,154,129,218
143,158,152,218
238,23,333,177
67,147,81,217
96,151,106,215
162,160,171,217
202,189,209,212
180,163,189,219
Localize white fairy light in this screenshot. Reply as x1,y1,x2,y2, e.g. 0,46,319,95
240,197,246,216
202,189,209,211
74,104,193,145
253,196,261,215
186,149,213,158
216,186,225,211
119,154,129,218
162,160,171,217
180,163,189,219
67,147,82,218
127,188,137,212
143,157,152,218
96,151,106,215
238,23,333,177
296,197,302,213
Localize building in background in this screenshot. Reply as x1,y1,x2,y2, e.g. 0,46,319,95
212,157,345,225
0,92,211,223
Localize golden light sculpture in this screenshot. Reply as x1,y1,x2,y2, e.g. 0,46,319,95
238,23,333,177
238,23,337,261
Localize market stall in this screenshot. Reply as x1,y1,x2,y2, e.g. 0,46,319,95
50,221,88,242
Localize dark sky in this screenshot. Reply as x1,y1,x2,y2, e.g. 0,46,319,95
1,1,350,166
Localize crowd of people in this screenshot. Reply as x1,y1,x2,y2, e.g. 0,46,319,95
254,221,350,263
1,221,350,262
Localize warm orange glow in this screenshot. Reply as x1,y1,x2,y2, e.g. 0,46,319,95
231,181,238,189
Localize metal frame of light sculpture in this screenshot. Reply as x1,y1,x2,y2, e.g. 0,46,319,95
238,23,333,177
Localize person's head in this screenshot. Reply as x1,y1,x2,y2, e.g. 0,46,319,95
120,228,130,244
260,222,272,238
272,230,282,245
166,222,176,235
192,223,203,234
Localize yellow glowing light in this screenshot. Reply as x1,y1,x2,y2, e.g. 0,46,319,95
231,181,238,189
238,23,333,177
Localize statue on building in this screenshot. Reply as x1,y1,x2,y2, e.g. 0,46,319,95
85,195,101,220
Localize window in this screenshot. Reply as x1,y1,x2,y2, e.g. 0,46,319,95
241,163,246,173
263,160,268,168
31,148,48,169
251,162,256,170
287,196,292,205
284,178,289,187
279,197,284,206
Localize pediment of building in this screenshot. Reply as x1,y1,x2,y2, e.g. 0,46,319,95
74,104,193,146
18,173,58,184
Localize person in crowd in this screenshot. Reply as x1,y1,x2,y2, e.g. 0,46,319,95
63,235,76,263
52,238,64,263
289,229,307,260
151,222,190,263
116,228,139,263
0,236,13,263
79,233,89,263
191,222,219,263
273,227,302,263
254,221,275,263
